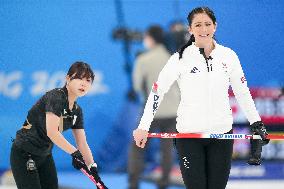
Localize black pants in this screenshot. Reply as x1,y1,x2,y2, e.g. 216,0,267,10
128,117,176,189
10,143,58,189
175,130,233,189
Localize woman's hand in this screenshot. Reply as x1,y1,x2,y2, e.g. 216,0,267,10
133,128,149,148
71,150,86,170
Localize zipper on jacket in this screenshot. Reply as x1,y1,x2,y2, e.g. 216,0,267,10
199,48,213,72
199,48,213,127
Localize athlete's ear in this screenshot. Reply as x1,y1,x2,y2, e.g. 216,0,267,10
213,22,217,32
188,25,193,35
66,75,71,85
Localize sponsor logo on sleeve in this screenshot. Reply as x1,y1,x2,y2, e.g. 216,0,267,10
153,94,159,115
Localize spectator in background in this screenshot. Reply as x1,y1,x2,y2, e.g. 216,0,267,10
164,21,189,54
128,25,180,189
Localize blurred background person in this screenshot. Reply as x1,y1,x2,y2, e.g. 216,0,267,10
128,25,180,189
164,21,189,54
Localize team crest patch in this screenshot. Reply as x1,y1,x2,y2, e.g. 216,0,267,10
241,76,247,83
152,82,158,93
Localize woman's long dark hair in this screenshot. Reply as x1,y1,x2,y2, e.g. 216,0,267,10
178,7,217,59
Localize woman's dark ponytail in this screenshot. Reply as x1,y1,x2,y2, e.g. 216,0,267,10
178,34,195,59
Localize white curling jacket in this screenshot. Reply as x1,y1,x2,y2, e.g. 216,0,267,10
138,42,261,134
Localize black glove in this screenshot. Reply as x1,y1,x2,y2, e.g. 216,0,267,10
90,165,108,189
71,150,85,170
251,121,270,145
247,139,263,165
247,121,269,165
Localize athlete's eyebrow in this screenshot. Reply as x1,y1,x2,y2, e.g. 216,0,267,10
193,21,212,24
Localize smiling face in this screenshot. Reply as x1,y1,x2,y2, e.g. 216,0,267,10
189,13,217,47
